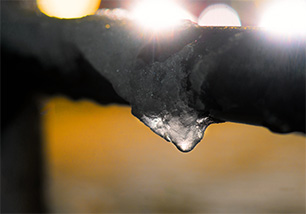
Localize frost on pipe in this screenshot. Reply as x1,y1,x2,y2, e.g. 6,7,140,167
129,42,216,152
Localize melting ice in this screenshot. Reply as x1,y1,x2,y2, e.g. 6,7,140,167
141,112,213,152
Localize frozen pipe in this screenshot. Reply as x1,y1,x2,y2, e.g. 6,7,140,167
2,4,305,153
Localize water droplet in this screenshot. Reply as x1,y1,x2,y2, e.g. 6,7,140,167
141,113,212,152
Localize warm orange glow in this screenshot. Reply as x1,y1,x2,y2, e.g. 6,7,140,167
37,0,101,19
42,97,305,212
198,4,241,27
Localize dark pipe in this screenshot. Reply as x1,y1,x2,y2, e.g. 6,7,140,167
189,27,305,133
3,4,304,135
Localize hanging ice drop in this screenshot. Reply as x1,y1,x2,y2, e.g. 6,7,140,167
141,112,212,152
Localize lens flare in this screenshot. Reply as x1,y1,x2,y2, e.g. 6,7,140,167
131,0,196,31
198,4,241,27
37,0,101,19
259,0,306,35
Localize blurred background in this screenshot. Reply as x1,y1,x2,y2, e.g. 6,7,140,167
35,0,305,212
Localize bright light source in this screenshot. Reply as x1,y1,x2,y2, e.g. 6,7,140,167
198,4,241,27
259,0,306,35
37,0,101,19
131,0,196,31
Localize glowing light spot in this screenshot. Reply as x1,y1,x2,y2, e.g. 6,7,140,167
105,24,111,29
198,4,241,27
259,0,306,35
37,0,101,19
131,0,196,31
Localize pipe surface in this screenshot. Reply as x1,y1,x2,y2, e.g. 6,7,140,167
189,27,306,134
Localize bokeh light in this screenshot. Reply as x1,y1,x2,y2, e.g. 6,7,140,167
131,0,196,31
37,0,101,19
259,0,306,35
198,4,241,27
